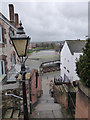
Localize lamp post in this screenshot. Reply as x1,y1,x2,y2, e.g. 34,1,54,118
11,21,30,120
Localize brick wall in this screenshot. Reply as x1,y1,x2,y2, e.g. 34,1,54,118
54,83,76,112
31,69,38,105
37,73,42,97
17,69,42,114
54,85,68,109
75,83,90,119
43,66,60,73
0,17,17,74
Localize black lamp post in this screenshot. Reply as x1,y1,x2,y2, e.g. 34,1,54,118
11,21,30,120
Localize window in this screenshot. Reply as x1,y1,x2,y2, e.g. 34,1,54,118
12,54,15,66
64,67,66,69
0,60,5,76
10,30,14,44
0,24,2,43
67,70,69,73
10,30,14,37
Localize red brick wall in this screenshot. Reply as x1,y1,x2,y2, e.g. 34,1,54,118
75,88,90,120
18,69,42,114
75,87,89,119
60,93,68,109
0,18,17,73
31,69,38,104
54,85,68,109
30,70,42,105
37,74,42,97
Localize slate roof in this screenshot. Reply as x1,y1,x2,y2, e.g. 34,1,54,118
66,40,86,55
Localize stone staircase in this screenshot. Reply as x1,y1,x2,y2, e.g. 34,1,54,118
12,110,20,118
4,109,13,119
3,108,20,119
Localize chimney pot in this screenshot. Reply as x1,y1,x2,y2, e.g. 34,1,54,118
15,13,19,28
9,4,14,23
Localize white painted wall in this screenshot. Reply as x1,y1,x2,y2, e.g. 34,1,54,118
60,41,83,82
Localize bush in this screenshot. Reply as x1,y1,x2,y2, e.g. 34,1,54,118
76,39,90,87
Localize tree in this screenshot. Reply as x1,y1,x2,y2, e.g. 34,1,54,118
76,39,90,87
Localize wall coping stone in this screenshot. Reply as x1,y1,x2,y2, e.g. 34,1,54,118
78,82,90,98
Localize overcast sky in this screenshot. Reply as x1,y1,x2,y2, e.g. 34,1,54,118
1,1,88,42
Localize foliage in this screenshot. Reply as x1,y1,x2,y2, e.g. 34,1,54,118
27,50,34,53
76,39,90,87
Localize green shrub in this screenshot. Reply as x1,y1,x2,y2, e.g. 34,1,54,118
76,39,90,87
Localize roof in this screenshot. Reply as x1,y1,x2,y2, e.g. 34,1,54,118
66,40,86,55
0,12,17,31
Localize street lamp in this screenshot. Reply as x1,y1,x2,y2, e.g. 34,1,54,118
11,21,30,120
11,21,30,58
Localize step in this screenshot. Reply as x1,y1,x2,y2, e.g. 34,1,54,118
12,110,20,118
2,118,18,120
4,109,13,119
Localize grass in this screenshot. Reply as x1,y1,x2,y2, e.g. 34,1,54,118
27,50,34,53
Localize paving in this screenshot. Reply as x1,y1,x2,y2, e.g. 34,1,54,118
32,71,64,118
4,109,13,119
12,110,20,118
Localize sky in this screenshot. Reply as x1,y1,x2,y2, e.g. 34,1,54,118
0,0,88,42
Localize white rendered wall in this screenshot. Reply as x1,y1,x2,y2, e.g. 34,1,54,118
60,41,83,82
60,41,74,82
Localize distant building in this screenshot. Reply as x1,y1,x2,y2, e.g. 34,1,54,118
60,40,86,82
31,43,36,48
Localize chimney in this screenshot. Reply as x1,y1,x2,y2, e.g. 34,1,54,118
15,13,19,28
9,4,14,23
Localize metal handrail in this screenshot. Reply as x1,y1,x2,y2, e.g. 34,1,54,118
5,92,23,100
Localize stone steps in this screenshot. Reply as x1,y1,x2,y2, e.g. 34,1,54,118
3,109,20,119
4,109,13,119
2,118,18,120
12,110,20,118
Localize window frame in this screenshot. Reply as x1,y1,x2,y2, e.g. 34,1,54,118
12,54,15,66
0,60,5,76
0,24,2,43
10,29,14,44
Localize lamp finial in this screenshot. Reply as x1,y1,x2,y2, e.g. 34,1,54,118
20,20,22,26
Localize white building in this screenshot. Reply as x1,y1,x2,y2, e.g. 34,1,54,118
60,40,86,82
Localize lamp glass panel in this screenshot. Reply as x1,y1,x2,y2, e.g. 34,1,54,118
13,39,27,57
